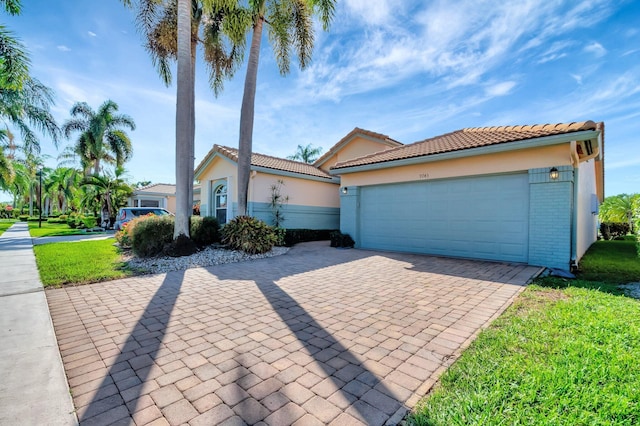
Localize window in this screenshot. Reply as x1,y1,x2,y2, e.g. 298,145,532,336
140,199,160,207
214,184,227,224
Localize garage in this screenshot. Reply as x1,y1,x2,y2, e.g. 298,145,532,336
358,173,530,263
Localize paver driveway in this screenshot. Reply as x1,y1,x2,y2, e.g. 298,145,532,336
47,242,541,425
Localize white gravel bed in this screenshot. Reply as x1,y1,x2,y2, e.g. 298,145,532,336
123,245,290,274
618,282,640,299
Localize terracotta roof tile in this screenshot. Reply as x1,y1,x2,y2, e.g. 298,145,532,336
212,145,334,179
332,121,598,169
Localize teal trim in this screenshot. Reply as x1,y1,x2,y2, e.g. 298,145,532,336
571,166,579,266
331,130,600,175
247,202,339,229
339,186,360,246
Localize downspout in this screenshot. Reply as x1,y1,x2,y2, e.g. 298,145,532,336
569,142,580,271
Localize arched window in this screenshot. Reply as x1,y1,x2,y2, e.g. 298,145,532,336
214,184,227,224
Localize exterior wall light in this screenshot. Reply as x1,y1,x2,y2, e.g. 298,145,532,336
549,167,559,180
341,187,348,194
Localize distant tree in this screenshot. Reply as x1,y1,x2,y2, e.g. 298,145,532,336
599,193,640,232
45,167,79,213
287,143,322,164
61,100,135,176
135,180,152,188
81,167,133,226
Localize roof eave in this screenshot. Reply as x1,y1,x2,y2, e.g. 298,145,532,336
330,129,601,175
314,131,402,168
251,166,339,183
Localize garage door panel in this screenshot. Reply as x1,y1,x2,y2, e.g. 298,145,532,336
359,173,529,263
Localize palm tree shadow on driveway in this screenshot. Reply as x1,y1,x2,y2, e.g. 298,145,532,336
78,270,185,424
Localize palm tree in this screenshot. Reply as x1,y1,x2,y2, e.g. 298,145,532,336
122,0,246,241
61,100,135,176
1,0,29,90
45,167,79,213
235,0,335,215
81,168,133,227
0,146,14,189
600,193,640,232
287,143,322,163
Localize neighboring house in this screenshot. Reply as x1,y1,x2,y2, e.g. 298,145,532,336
194,128,402,229
332,121,604,271
128,183,201,214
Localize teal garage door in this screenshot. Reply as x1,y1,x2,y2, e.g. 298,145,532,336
359,173,529,263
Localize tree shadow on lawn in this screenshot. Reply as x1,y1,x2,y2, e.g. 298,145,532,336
78,270,185,424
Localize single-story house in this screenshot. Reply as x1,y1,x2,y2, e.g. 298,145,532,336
194,128,402,229
195,121,604,271
332,121,604,271
128,183,201,214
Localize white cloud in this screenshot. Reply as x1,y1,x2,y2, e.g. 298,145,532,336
57,45,71,52
570,74,583,85
343,0,405,26
485,81,516,97
584,41,606,57
88,31,97,37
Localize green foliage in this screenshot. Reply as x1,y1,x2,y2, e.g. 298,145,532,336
599,193,639,232
34,239,132,287
409,283,640,425
221,216,276,254
190,216,220,247
18,214,28,221
268,179,289,227
131,215,174,258
284,228,334,246
600,222,630,240
287,143,323,163
577,238,640,283
330,230,355,248
273,227,286,246
82,216,97,228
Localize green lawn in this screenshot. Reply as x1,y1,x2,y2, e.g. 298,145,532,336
34,239,133,287
0,219,16,236
28,221,93,238
408,239,640,425
576,237,640,283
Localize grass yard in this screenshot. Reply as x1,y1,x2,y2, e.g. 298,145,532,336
28,221,93,238
0,219,16,236
409,238,640,425
34,239,133,287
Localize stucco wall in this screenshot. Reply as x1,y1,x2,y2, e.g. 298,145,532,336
318,136,397,172
576,160,598,260
250,174,339,208
198,156,238,217
339,144,572,188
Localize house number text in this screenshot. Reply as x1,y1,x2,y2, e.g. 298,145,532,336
419,173,429,179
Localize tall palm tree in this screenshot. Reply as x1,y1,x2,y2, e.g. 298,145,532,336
61,100,135,176
81,169,133,227
287,143,322,163
234,0,335,215
600,193,640,232
122,0,246,241
1,0,28,90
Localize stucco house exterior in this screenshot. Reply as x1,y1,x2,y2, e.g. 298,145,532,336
194,121,603,271
194,128,402,229
128,183,200,214
332,121,604,271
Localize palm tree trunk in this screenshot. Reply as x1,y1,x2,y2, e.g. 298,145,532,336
237,16,264,216
188,34,197,217
94,158,100,176
174,0,193,239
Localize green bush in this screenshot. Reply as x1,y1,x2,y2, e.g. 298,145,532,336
330,231,355,248
131,215,174,257
82,216,97,229
67,217,77,228
600,222,630,240
284,229,334,246
27,216,41,222
221,216,276,254
273,227,286,246
18,214,29,222
59,214,68,221
190,216,220,246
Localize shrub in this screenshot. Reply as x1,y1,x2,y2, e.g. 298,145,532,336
115,222,133,248
27,216,41,222
131,215,174,257
190,216,220,247
221,216,276,254
82,216,97,229
273,227,286,246
59,214,68,221
330,231,355,248
67,217,77,228
18,214,29,222
600,222,630,240
284,229,334,246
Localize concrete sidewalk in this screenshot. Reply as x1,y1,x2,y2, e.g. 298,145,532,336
0,222,77,425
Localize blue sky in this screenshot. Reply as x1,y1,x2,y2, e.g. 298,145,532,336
4,0,640,196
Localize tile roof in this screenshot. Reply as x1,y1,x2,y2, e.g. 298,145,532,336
135,183,176,194
332,121,599,170
313,127,403,167
210,145,334,180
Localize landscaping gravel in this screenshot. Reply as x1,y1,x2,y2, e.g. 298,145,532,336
124,245,290,274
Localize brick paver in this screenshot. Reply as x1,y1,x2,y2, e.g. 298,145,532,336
46,241,540,425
